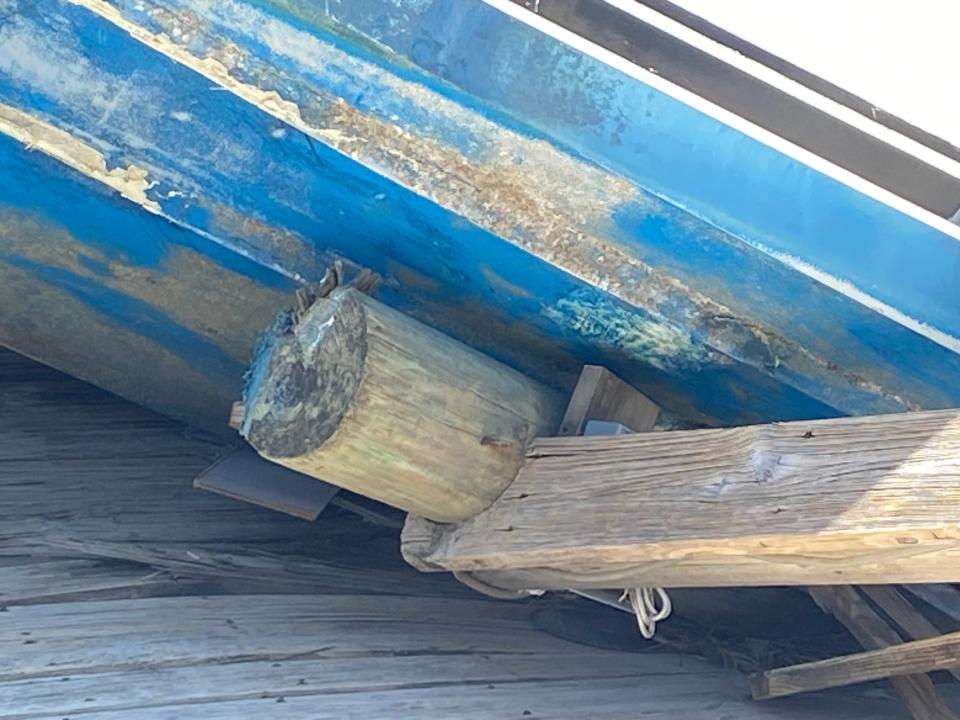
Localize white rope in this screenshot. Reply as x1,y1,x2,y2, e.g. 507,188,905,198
620,587,672,639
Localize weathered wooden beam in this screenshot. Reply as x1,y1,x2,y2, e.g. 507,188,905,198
242,287,564,522
808,586,958,720
454,364,661,599
403,409,960,586
751,630,960,700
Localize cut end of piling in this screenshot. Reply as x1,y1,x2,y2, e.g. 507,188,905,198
241,287,368,459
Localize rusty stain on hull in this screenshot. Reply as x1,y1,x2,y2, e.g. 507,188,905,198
0,210,293,364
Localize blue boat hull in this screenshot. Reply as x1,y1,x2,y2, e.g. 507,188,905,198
1,0,958,433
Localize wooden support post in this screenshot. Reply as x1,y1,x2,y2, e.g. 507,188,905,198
557,365,659,437
807,586,957,720
241,287,564,522
403,409,960,586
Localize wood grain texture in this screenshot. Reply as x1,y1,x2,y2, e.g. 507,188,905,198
809,586,958,720
751,630,960,699
443,363,662,596
243,288,563,522
0,557,186,606
403,410,960,587
0,594,920,720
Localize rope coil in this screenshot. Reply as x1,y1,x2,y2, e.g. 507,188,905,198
620,587,672,639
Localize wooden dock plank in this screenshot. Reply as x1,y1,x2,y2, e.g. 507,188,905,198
404,409,960,587
3,678,912,720
903,585,960,625
0,678,899,720
0,349,466,602
0,595,550,679
0,594,917,720
0,659,668,718
0,557,183,607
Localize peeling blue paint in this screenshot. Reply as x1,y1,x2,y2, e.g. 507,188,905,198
0,0,958,433
311,0,960,342
0,117,839,428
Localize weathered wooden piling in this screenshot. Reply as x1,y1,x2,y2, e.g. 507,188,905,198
241,287,564,522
